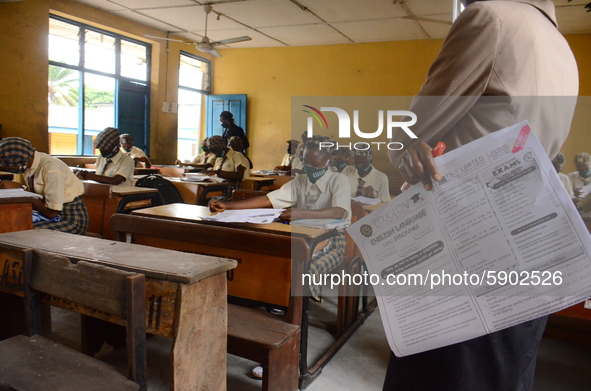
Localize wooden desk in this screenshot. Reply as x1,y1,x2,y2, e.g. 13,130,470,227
167,178,228,205
82,182,158,240
134,168,160,176
242,177,276,191
0,229,236,391
123,204,363,388
250,174,291,190
0,193,37,234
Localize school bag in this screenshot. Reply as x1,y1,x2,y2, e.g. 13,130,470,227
135,174,185,205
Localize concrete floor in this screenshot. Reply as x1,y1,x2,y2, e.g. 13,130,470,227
50,301,591,391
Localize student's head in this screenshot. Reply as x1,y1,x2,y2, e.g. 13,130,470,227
286,139,299,155
94,127,120,158
220,111,234,128
552,152,565,173
574,153,591,178
120,134,133,152
301,136,335,183
228,136,243,151
206,136,228,157
331,147,350,172
0,137,35,173
352,147,373,172
201,137,210,153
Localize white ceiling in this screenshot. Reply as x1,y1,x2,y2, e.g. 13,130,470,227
72,0,591,48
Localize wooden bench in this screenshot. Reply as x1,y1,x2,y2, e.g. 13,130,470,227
0,249,146,391
110,213,314,391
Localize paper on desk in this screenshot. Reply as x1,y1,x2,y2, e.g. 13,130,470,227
351,196,382,205
181,175,226,183
291,219,350,229
204,208,285,224
578,184,591,197
0,188,42,199
347,121,591,357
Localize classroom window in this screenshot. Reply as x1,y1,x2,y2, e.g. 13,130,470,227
177,52,211,162
48,15,151,156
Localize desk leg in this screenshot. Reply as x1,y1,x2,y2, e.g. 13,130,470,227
170,273,227,391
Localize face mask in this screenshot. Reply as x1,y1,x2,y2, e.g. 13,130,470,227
215,149,227,158
303,164,329,184
202,145,209,153
221,122,229,128
333,160,348,171
122,147,132,153
286,148,292,155
355,164,372,176
579,169,591,178
102,146,119,159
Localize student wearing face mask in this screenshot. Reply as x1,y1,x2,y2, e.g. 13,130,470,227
567,153,591,197
330,147,351,173
0,137,88,234
202,135,250,200
342,147,390,203
275,139,302,172
210,135,350,301
120,134,151,168
176,137,217,167
75,127,134,186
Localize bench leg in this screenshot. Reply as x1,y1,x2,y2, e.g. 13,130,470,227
262,330,301,391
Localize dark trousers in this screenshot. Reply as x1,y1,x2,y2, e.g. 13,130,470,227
382,316,548,391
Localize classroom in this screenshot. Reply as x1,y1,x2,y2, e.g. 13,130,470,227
0,1,590,391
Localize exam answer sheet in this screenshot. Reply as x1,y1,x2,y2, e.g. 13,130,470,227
347,121,591,357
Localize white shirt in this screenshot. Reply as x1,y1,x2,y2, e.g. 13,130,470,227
342,165,390,203
558,172,574,197
24,152,84,211
95,149,135,186
267,169,351,221
124,146,147,168
190,151,217,166
213,149,250,179
567,171,590,192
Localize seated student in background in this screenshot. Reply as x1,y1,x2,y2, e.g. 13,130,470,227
342,147,390,203
210,135,351,302
568,153,591,196
120,133,151,168
228,136,253,169
175,137,217,167
330,146,350,173
203,135,249,201
275,139,302,172
0,137,88,234
552,152,574,197
75,127,134,186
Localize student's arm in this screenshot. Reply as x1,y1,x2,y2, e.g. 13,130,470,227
31,198,60,219
210,195,272,212
0,180,24,189
77,170,126,185
134,156,152,167
209,164,246,182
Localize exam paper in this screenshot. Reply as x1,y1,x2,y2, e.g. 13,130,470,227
204,208,284,224
352,196,382,205
181,175,226,183
0,189,42,199
347,121,591,357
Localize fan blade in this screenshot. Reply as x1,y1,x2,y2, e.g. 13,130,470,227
209,49,222,57
144,35,193,44
212,36,252,46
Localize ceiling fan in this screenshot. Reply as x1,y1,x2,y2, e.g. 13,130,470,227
146,5,251,57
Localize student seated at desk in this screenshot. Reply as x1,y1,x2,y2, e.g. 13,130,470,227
330,146,350,173
275,139,302,172
228,136,253,169
75,127,134,186
120,133,151,168
552,152,574,197
0,137,88,234
203,135,250,201
210,135,351,302
175,137,217,167
567,153,591,197
342,146,390,203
